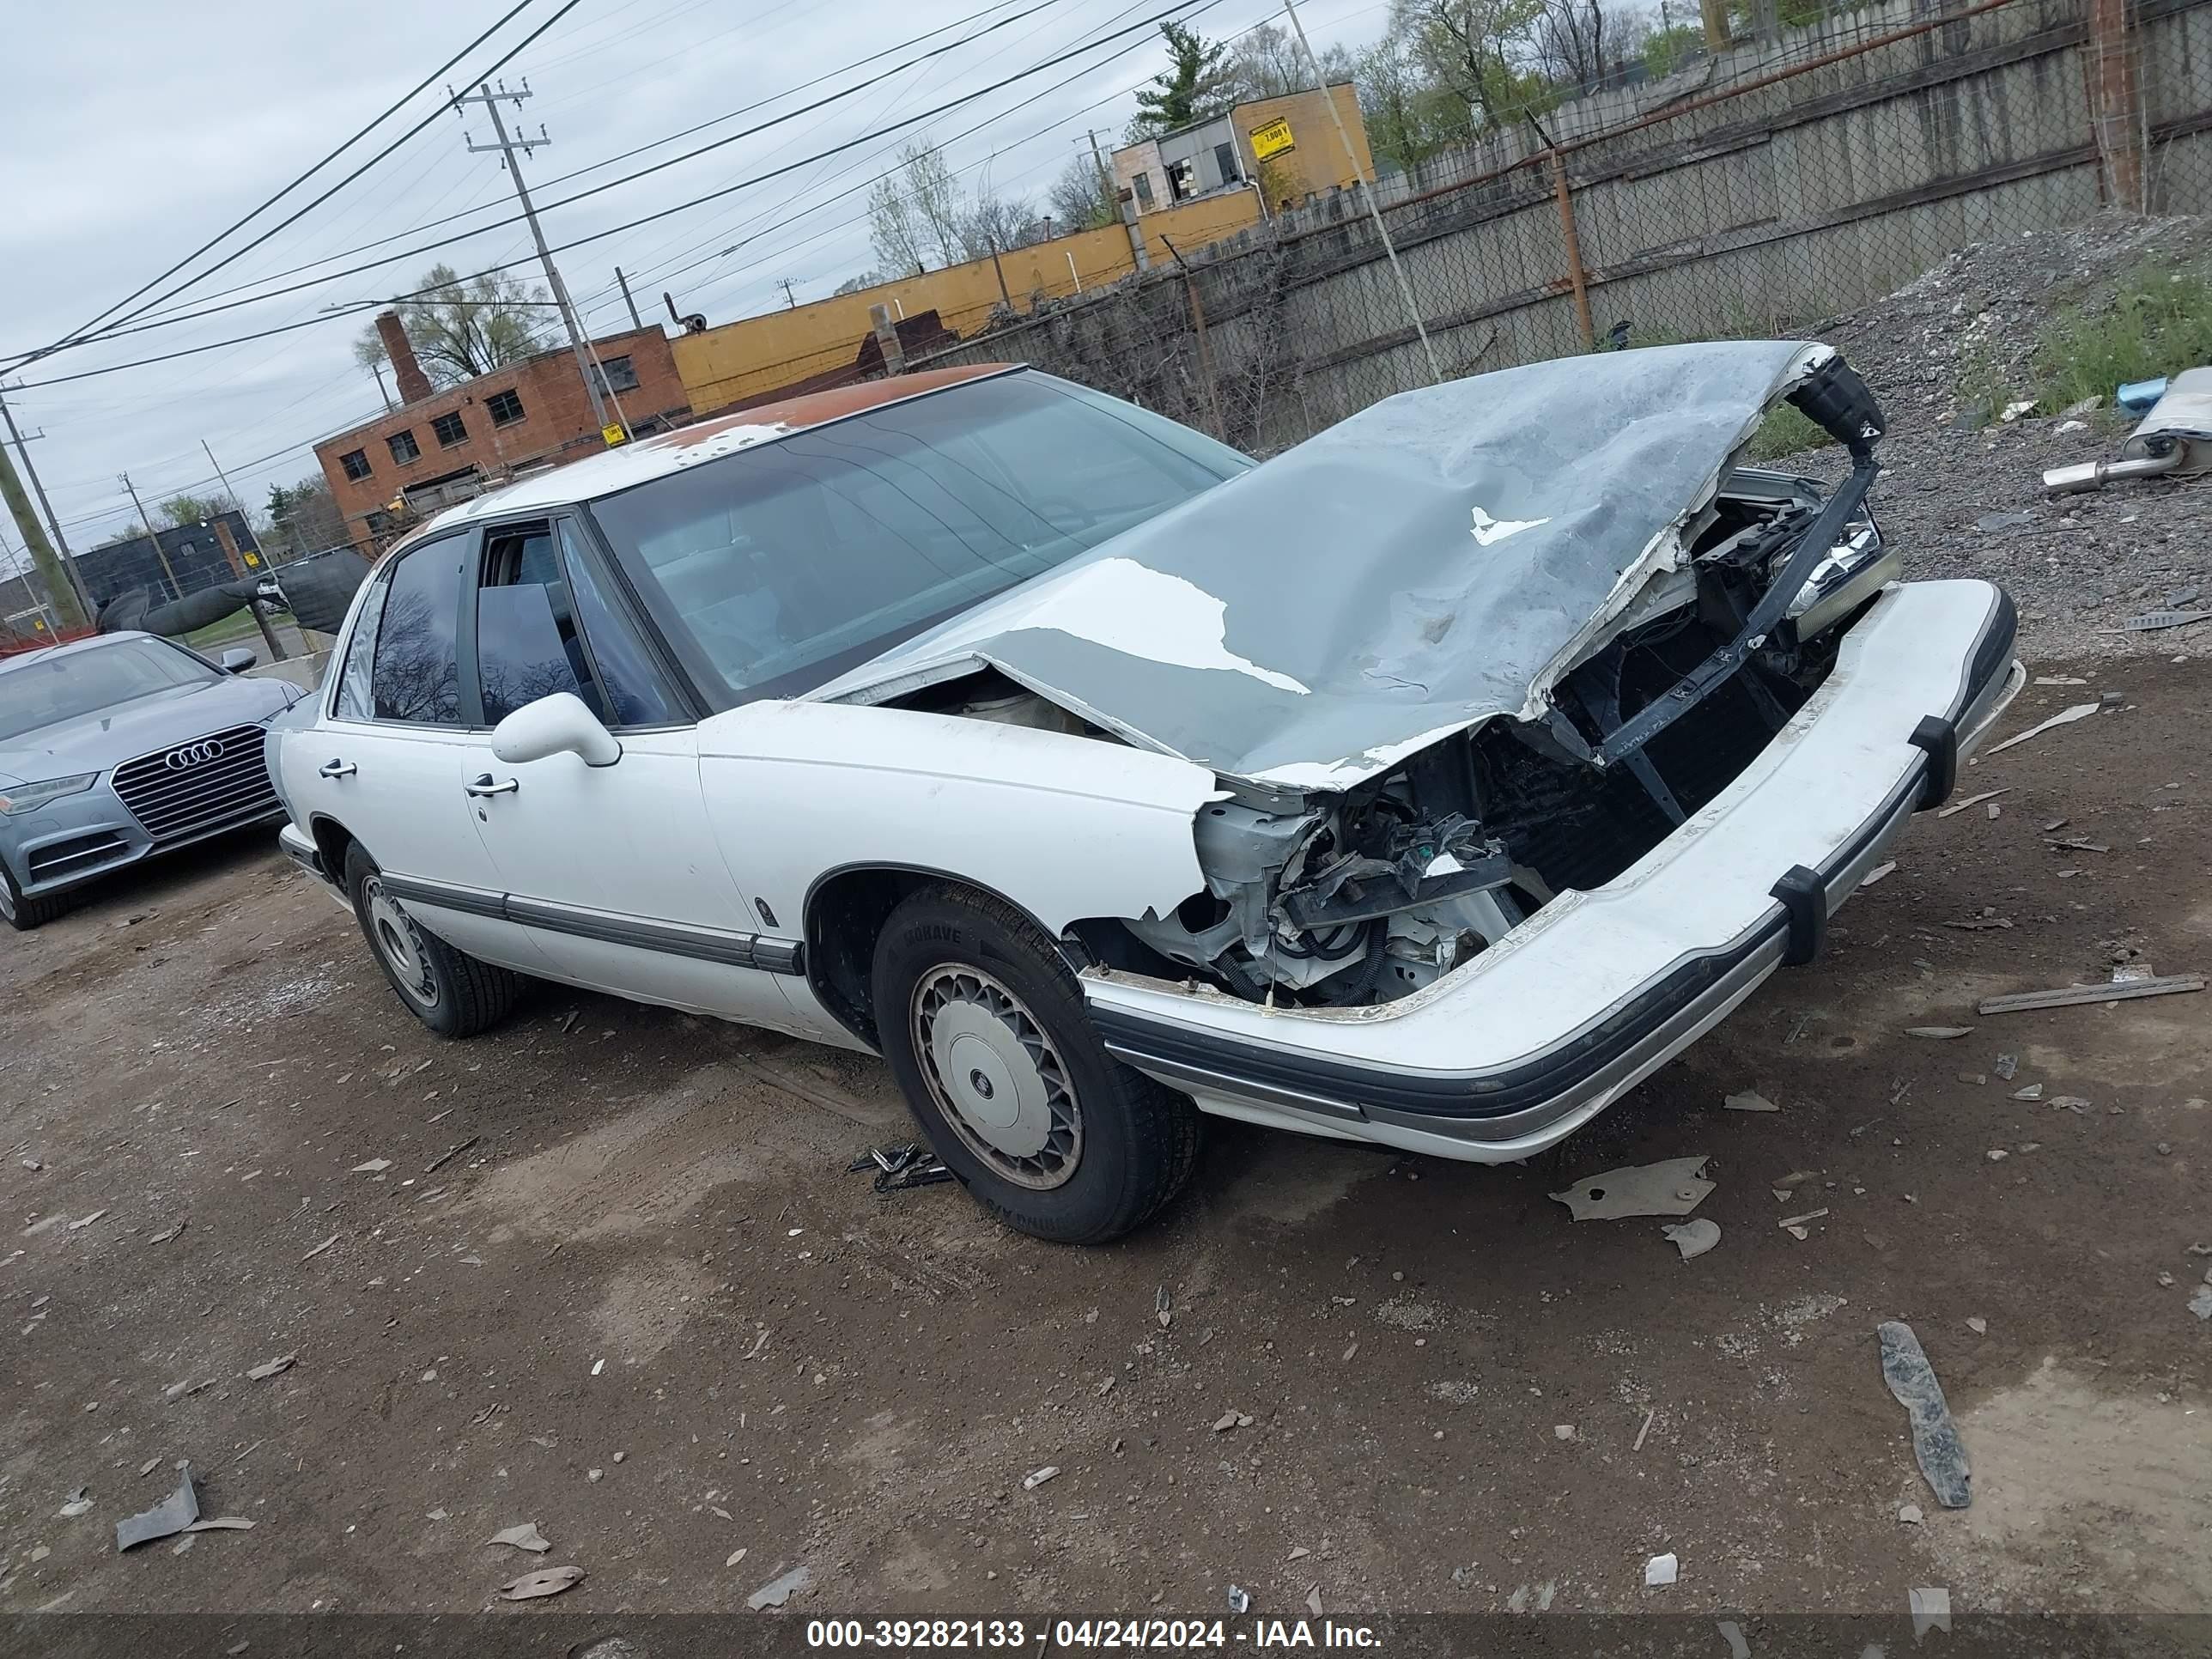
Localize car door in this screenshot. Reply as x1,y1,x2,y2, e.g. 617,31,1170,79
459,514,806,1029
299,529,557,975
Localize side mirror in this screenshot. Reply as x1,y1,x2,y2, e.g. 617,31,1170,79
219,647,258,673
491,691,623,769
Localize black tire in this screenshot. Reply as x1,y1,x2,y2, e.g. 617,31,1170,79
0,862,67,931
343,843,526,1038
871,884,1200,1244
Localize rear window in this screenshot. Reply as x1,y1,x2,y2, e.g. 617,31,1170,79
586,373,1247,702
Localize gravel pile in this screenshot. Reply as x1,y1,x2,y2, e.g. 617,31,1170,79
1795,213,2212,665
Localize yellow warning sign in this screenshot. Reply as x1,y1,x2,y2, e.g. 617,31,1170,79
242,550,261,568
1249,117,1295,161
602,422,629,447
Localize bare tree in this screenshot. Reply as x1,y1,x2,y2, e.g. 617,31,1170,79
353,264,554,389
1048,153,1120,231
957,190,1042,262
1532,0,1612,91
1227,21,1357,101
866,140,966,274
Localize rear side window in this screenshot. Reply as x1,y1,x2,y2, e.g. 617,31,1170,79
332,562,394,720
370,537,468,724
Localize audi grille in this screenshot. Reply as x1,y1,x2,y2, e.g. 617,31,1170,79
108,723,281,842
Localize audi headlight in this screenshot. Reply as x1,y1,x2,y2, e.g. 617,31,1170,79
0,774,100,817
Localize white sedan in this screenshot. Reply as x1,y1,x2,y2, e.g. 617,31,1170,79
273,349,2022,1243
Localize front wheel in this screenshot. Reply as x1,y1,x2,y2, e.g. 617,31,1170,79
343,843,525,1038
0,862,66,932
871,884,1199,1243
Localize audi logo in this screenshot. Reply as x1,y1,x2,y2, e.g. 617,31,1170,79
163,739,227,770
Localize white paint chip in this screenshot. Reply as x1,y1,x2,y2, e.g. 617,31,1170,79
1471,505,1553,545
1009,557,1310,694
1644,1552,1678,1587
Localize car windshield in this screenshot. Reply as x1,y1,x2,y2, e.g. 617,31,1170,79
0,638,219,743
586,371,1249,701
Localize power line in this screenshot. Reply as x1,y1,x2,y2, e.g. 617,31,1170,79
18,0,555,368
6,0,1216,390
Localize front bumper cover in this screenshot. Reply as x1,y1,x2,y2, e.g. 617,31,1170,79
1082,578,2023,1163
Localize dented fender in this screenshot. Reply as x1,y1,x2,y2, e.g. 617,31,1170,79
694,699,1217,958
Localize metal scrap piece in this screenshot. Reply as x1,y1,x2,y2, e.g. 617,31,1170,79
1550,1157,1712,1221
1879,1322,1971,1509
116,1464,199,1552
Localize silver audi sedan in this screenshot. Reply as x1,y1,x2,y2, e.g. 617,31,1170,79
0,631,305,929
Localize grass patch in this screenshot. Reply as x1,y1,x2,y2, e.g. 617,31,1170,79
182,613,260,651
1741,403,1832,463
2035,262,2212,411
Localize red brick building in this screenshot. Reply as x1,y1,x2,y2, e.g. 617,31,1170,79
313,313,691,550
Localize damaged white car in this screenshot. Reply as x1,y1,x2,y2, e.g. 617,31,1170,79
273,348,2022,1242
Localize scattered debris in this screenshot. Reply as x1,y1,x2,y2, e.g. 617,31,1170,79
1859,860,1897,888
1287,1546,1310,1561
299,1235,338,1263
1644,1553,1678,1588
1022,1466,1060,1491
2012,1084,2043,1100
558,1011,581,1035
1942,914,2013,932
1986,1149,2008,1163
485,1522,550,1553
500,1565,584,1601
1227,1586,1251,1614
747,1565,811,1609
1550,1156,1712,1221
116,1465,198,1552
1210,1411,1253,1432
349,1158,391,1174
424,1136,479,1175
1305,1587,1323,1619
1977,975,2203,1014
2190,1285,2212,1322
1723,1090,1779,1113
1633,1410,1655,1451
1662,1219,1721,1261
245,1353,295,1382
1905,1027,1972,1040
20,1157,41,1171
184,1516,254,1532
68,1209,106,1231
1899,1504,1924,1525
1934,788,2007,818
1778,1209,1830,1237
1718,1620,1752,1659
148,1222,185,1244
1879,1322,1972,1509
726,1547,748,1569
1993,1054,2018,1080
1156,1286,1172,1329
1966,1316,1987,1334
162,1378,211,1403
1984,702,2097,755
58,1486,91,1518
2121,609,2212,632
1910,1587,1952,1639
845,1142,952,1194
1553,1424,1577,1441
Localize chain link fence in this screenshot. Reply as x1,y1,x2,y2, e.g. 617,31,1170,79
909,0,2212,454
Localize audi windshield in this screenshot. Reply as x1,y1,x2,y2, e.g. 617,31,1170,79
0,638,221,743
585,370,1251,702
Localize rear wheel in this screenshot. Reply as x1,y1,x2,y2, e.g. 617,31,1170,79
343,843,525,1037
871,884,1199,1243
0,864,66,932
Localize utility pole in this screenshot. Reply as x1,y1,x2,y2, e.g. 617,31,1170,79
453,80,630,443
777,279,799,310
118,472,183,600
1281,0,1442,386
614,266,644,331
0,388,94,626
200,440,246,523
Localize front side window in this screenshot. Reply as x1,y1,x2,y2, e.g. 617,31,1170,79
369,537,468,724
487,390,525,426
0,639,217,743
476,523,603,726
586,372,1248,702
388,429,421,465
557,521,673,726
339,449,372,481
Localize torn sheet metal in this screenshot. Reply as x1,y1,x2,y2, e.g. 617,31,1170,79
1880,1320,1972,1509
117,1465,198,1552
1552,1155,1714,1220
822,343,1828,790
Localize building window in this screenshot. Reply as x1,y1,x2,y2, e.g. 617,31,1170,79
1132,171,1154,207
486,389,526,427
1215,142,1241,184
597,355,640,394
339,449,373,482
388,429,421,465
431,411,468,447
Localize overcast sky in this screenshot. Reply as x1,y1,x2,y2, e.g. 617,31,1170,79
0,0,1390,568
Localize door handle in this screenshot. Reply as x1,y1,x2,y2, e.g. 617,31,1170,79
465,774,520,798
318,759,357,780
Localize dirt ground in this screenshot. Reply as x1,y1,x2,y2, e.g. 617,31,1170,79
2,649,2207,1632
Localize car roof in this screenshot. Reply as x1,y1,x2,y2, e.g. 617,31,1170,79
0,630,155,674
402,363,1020,545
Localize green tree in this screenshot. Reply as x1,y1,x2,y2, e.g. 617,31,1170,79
264,477,345,558
1641,21,1705,78
354,264,554,390
159,492,228,528
1357,31,1476,173
1392,0,1557,139
1132,21,1237,134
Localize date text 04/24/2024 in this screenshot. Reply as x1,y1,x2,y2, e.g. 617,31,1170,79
803,1620,1382,1650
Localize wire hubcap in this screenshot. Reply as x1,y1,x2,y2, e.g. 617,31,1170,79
911,964,1080,1190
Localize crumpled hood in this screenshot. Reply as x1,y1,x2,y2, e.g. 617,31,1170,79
822,341,1826,791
